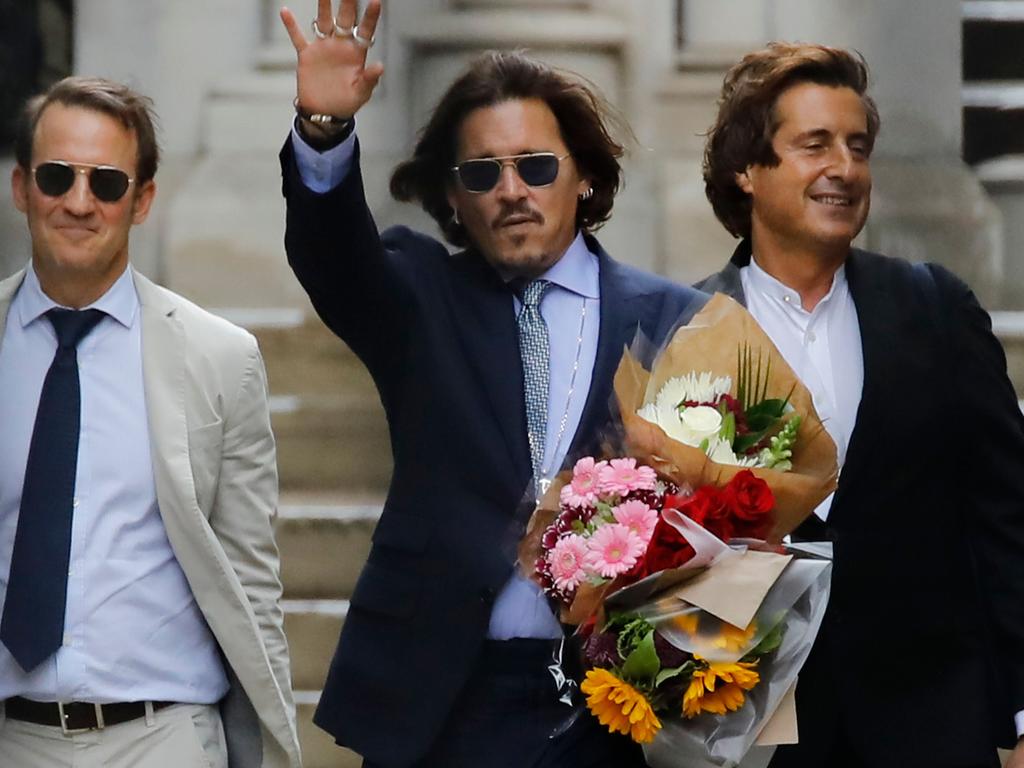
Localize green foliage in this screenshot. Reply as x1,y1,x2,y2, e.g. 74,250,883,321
621,630,662,682
757,415,801,471
745,617,787,660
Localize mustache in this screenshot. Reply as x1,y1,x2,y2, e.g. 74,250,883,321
491,203,544,229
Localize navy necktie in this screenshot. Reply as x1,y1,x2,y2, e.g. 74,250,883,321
1,307,105,672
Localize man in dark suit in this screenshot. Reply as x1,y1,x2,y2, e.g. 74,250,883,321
277,2,704,766
697,42,1024,768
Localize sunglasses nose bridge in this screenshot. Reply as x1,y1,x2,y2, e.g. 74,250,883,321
494,159,529,196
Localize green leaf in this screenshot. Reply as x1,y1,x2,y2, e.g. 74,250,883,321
655,660,696,687
621,630,662,682
720,411,736,445
746,618,787,659
746,399,789,420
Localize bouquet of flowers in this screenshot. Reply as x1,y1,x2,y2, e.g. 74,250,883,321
518,293,839,766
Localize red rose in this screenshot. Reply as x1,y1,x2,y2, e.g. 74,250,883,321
630,515,695,579
723,470,774,521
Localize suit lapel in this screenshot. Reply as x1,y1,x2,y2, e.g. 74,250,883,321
133,271,201,522
826,251,891,525
0,271,27,344
567,245,649,460
447,255,533,492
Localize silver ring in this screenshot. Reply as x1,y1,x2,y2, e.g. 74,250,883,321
351,27,376,49
311,19,333,39
333,21,355,37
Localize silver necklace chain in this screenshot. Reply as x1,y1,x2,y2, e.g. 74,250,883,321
537,298,588,495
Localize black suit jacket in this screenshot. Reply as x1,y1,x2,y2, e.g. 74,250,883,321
281,138,706,767
698,241,1024,768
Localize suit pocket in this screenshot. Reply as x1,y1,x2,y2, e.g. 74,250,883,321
188,418,224,517
349,559,422,619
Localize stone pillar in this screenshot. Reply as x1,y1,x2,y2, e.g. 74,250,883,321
767,0,1001,306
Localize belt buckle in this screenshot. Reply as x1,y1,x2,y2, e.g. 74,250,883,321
57,701,105,735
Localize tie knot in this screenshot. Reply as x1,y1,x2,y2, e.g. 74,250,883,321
46,308,106,350
520,279,551,309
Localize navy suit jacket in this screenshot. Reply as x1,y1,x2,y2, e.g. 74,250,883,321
281,138,706,767
698,241,1024,768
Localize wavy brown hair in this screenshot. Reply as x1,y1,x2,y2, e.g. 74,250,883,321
15,76,160,185
703,42,880,239
390,50,625,248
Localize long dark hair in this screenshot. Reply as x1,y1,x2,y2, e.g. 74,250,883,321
390,50,625,247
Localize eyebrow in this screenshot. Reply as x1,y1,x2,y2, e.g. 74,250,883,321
790,128,871,145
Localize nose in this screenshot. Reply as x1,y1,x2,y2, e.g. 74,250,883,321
826,144,858,181
494,162,528,200
62,170,96,215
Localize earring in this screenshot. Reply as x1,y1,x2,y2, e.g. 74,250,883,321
578,187,593,201
452,208,460,226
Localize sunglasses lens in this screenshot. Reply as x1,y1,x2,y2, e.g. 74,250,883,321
458,160,500,193
516,154,560,186
90,168,131,202
34,162,75,197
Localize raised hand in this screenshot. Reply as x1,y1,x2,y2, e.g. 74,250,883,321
280,0,384,120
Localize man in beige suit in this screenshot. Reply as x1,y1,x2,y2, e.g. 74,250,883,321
0,77,301,768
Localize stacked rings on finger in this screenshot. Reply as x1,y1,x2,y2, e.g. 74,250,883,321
352,28,376,48
311,19,332,39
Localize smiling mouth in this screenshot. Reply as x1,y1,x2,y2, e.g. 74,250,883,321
810,194,855,208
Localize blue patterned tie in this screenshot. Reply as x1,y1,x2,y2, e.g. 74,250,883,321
517,280,552,486
1,307,105,672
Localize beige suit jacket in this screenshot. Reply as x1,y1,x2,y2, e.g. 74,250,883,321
0,268,301,768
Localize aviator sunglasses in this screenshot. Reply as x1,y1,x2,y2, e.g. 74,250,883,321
451,152,570,193
32,160,135,203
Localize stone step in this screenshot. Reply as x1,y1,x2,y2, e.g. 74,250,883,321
276,495,382,599
283,599,347,693
296,693,361,768
991,311,1024,401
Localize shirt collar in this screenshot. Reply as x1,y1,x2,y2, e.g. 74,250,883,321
17,264,139,330
744,256,848,313
535,231,600,299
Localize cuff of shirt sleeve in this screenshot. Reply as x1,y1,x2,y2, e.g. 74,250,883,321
290,117,357,194
1014,708,1024,738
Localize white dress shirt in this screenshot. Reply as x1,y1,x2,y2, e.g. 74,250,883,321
291,123,602,638
740,258,863,521
0,266,228,703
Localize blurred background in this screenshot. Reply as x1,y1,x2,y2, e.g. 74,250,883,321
2,2,1021,765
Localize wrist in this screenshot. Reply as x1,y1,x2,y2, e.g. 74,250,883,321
293,98,354,152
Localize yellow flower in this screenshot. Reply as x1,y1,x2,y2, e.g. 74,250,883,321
672,611,700,636
709,620,757,653
682,659,760,719
581,668,662,744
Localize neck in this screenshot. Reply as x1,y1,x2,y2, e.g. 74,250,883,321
748,235,847,312
33,264,125,309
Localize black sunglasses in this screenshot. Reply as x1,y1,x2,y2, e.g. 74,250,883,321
32,160,135,203
451,152,570,193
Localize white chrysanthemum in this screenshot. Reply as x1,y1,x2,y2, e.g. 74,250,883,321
706,437,759,467
655,372,732,410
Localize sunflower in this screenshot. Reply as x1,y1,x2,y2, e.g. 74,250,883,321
682,658,760,719
581,668,662,743
709,619,757,653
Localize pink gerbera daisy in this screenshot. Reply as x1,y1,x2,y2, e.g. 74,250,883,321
612,499,659,543
560,457,609,508
598,458,658,496
585,524,646,578
548,534,590,592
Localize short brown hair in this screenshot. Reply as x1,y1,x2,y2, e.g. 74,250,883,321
390,50,625,247
703,42,880,239
15,76,160,184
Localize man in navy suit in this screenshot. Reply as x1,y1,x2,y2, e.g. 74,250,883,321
697,42,1024,768
278,1,704,766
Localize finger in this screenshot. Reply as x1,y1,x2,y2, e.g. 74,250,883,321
356,0,382,40
280,8,308,52
316,0,334,32
336,0,358,28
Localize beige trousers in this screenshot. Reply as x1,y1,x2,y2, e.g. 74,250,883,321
0,702,228,768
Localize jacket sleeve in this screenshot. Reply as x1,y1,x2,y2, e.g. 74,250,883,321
936,264,1024,723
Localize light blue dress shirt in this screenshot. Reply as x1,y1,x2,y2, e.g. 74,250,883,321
292,124,602,638
0,266,228,703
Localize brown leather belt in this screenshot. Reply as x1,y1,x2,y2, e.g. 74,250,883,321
4,696,174,732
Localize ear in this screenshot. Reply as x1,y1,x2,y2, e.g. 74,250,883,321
11,165,28,213
735,167,754,195
131,180,157,225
